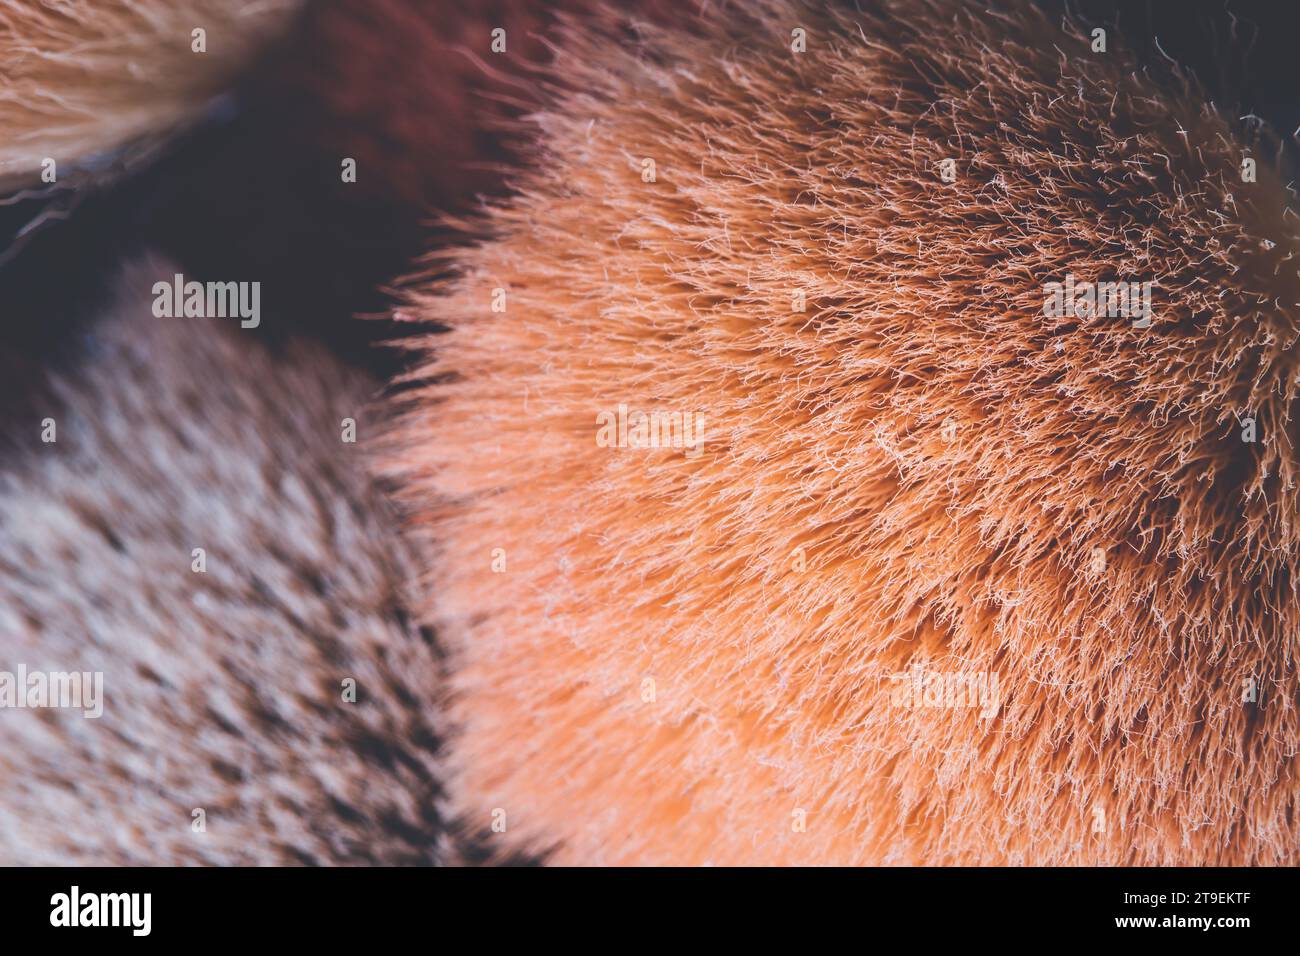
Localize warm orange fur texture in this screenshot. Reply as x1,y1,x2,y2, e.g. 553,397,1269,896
388,0,1300,864
0,0,299,189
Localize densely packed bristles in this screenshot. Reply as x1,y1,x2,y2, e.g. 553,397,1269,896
0,0,299,188
0,260,450,865
387,0,1300,864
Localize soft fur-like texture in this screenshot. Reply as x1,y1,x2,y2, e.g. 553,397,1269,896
0,0,299,189
0,260,450,865
388,0,1300,864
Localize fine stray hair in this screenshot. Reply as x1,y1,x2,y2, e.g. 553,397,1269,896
269,0,701,209
386,0,1300,864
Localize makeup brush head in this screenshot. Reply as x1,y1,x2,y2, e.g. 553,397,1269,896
387,0,1300,865
0,0,301,190
0,258,451,865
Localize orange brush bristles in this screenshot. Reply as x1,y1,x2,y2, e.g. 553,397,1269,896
387,0,1300,864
